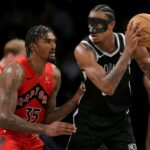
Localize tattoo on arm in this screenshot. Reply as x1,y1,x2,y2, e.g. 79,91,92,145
103,51,131,94
0,62,45,134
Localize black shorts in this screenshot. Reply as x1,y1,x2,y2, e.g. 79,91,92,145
66,108,137,150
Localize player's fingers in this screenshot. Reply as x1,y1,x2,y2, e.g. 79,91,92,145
58,122,77,133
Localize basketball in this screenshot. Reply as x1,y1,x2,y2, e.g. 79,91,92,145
127,13,150,48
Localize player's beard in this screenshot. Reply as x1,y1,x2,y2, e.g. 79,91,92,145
48,50,56,64
48,56,56,64
93,40,101,45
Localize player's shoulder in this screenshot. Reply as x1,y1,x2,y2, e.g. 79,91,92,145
74,41,94,59
51,64,61,79
0,60,25,85
3,60,24,74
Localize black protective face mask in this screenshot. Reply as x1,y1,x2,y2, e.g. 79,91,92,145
88,17,112,34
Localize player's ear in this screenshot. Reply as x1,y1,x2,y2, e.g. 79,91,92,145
29,43,37,52
109,21,115,28
108,21,115,31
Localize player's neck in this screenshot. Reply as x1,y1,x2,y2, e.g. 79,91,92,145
97,33,116,53
28,56,46,76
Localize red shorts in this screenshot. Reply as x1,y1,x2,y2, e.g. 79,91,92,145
0,129,45,150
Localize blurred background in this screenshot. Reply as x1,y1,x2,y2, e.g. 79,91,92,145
0,0,150,149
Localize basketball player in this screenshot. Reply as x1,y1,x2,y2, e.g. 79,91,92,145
0,38,26,72
66,4,144,150
0,25,85,150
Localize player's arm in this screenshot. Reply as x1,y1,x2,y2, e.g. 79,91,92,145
43,65,85,124
0,62,77,136
74,43,130,95
133,47,150,79
0,62,45,134
75,28,142,95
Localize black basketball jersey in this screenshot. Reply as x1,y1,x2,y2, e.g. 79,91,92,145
79,33,132,115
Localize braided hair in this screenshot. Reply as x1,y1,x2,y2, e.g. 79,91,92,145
25,25,54,57
90,4,115,22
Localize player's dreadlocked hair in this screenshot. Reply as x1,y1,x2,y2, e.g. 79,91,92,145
25,25,54,57
90,4,115,22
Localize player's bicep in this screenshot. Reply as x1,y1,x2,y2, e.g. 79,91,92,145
74,43,110,92
134,47,150,78
46,65,61,113
75,45,105,78
74,44,92,69
0,62,24,113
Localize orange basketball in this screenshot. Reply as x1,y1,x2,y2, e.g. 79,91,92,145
127,13,150,48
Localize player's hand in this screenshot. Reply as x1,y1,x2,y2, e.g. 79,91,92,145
72,82,86,104
125,21,145,53
45,121,77,137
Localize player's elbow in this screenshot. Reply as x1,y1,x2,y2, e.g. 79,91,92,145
101,84,115,96
103,89,114,96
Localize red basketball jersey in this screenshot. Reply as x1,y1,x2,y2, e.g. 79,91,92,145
15,57,55,123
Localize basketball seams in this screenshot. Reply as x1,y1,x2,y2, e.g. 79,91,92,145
136,14,150,22
128,13,150,47
140,30,150,34
134,14,150,33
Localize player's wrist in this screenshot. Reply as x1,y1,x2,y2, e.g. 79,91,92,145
36,124,48,136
